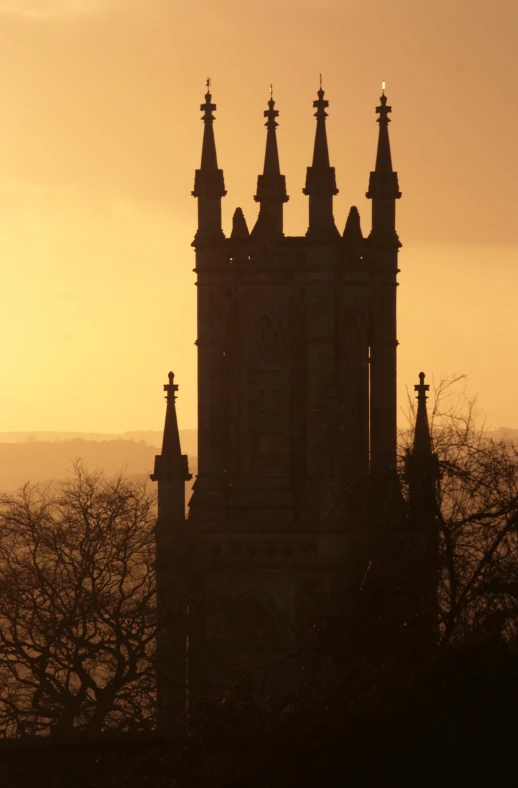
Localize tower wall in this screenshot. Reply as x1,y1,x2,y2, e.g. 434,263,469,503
155,86,411,718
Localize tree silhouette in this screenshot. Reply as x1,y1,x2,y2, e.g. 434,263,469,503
0,462,156,737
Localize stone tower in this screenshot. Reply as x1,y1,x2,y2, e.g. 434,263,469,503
153,82,405,723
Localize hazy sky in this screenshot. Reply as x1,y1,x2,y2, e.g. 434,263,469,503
0,0,517,433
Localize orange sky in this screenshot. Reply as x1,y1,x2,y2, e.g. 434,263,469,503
0,0,517,433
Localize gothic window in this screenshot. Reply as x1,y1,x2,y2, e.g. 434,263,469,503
246,313,284,472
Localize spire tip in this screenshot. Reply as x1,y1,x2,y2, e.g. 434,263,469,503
164,371,179,399
414,371,430,400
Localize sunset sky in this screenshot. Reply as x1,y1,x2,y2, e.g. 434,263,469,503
0,0,517,434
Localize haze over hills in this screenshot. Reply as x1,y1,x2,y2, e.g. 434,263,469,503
1,426,517,495
0,430,197,453
0,431,198,494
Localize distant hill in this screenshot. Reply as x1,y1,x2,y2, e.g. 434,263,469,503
2,425,516,497
0,430,198,456
0,433,198,496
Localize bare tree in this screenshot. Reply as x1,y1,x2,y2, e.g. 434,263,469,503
0,462,157,737
401,376,518,646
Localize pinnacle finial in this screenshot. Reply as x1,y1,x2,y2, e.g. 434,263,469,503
313,81,329,118
164,371,179,400
376,91,391,121
201,81,216,120
415,371,429,402
264,89,279,130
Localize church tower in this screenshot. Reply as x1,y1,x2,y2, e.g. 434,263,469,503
154,81,410,712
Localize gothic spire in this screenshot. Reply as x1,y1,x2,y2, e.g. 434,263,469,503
310,79,331,169
405,372,439,508
263,89,281,175
151,372,191,524
200,80,219,171
374,89,393,174
405,372,440,510
413,372,433,456
366,84,401,245
160,372,182,462
192,79,226,243
303,79,339,240
252,87,289,237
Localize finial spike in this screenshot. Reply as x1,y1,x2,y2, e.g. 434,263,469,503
319,73,323,89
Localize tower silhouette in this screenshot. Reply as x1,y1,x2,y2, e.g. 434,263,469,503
152,83,436,725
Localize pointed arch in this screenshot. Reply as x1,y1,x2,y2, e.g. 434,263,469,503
244,311,286,474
